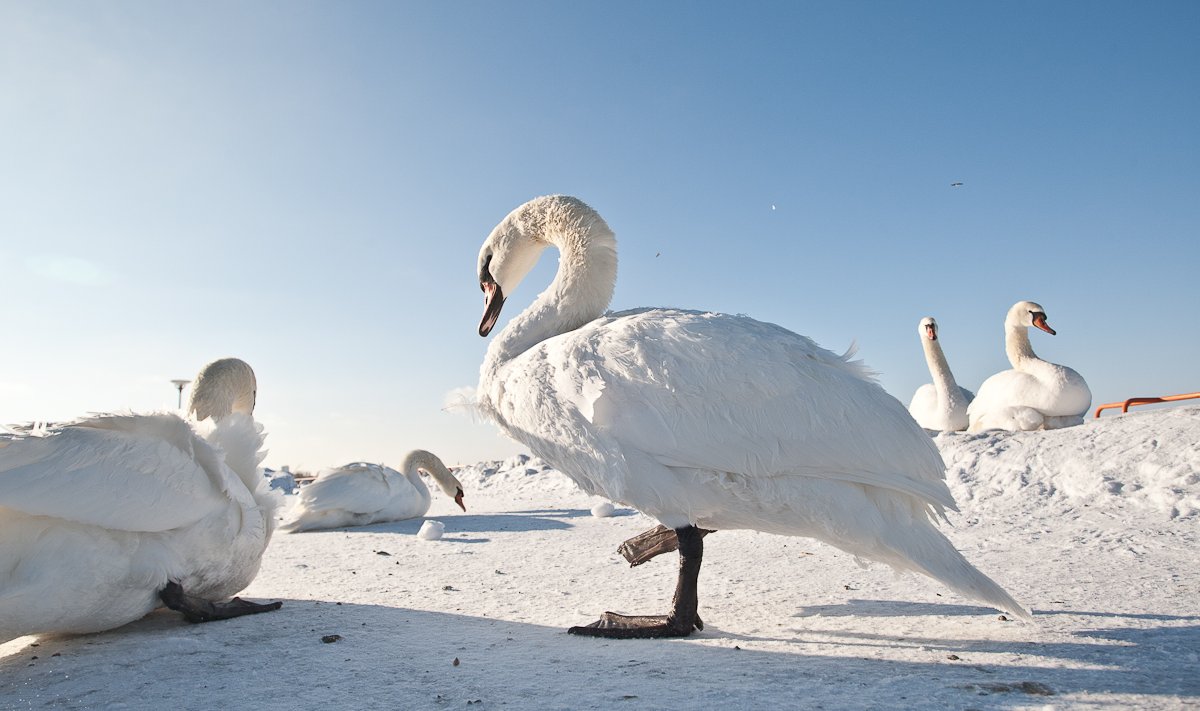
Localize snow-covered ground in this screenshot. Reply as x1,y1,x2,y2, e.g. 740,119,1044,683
3,408,1198,709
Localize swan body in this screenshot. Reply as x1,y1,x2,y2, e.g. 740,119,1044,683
908,317,974,432
0,358,279,641
967,301,1091,432
284,451,465,532
475,196,1028,634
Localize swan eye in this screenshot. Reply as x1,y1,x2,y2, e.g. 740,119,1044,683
480,253,495,290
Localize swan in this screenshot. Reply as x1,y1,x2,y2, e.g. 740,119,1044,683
908,317,974,432
474,195,1029,638
967,301,1091,432
0,357,281,642
284,451,466,532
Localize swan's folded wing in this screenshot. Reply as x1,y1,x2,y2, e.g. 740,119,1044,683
554,309,956,511
0,416,229,532
298,465,396,514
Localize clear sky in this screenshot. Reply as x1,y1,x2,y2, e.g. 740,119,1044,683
2,1,1197,470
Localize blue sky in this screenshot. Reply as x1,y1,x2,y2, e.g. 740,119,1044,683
2,1,1197,469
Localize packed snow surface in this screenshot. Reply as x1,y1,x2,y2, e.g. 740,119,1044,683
2,408,1198,709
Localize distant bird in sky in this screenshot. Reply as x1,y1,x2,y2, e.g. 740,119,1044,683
951,182,964,187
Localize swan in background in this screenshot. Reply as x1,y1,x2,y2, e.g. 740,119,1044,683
0,358,281,642
474,195,1028,638
284,450,465,532
908,317,974,432
967,301,1091,432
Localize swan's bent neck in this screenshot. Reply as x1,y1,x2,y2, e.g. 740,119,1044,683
483,198,617,377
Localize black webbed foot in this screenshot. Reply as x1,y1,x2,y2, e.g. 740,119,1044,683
568,611,703,639
160,581,283,624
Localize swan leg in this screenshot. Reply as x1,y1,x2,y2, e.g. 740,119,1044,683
618,524,714,567
570,525,705,639
159,581,283,624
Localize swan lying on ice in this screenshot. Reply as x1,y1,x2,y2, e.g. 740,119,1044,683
284,450,465,532
908,317,974,432
0,358,281,641
967,301,1091,432
474,195,1029,638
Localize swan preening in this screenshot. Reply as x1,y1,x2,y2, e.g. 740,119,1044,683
284,450,465,532
0,358,281,642
908,317,974,432
967,301,1091,432
475,195,1029,638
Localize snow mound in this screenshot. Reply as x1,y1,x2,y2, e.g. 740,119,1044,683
451,454,579,498
417,520,445,540
590,501,615,518
939,406,1200,520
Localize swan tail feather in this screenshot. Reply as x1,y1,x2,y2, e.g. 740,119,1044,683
893,524,1032,621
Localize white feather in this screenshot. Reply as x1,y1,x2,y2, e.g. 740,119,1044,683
968,301,1091,432
284,450,463,532
0,358,275,641
476,196,1029,620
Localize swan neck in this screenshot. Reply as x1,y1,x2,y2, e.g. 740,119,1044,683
485,199,617,370
1005,324,1039,367
402,450,459,498
922,337,960,400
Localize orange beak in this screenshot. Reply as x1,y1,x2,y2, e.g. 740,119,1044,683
454,488,466,512
1032,314,1056,335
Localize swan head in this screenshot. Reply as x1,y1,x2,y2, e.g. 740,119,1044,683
403,449,466,511
919,317,938,341
1007,301,1057,335
187,358,257,422
478,202,557,336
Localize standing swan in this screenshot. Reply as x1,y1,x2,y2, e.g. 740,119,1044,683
284,451,466,532
908,317,974,432
0,358,281,642
475,196,1028,639
967,301,1091,432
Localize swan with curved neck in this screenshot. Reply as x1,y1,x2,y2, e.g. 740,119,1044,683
475,195,1028,638
967,300,1091,432
908,317,974,432
285,450,465,532
0,357,281,641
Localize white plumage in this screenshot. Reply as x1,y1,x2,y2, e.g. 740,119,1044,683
967,301,1092,432
0,358,279,641
284,451,465,533
475,196,1028,637
908,316,974,432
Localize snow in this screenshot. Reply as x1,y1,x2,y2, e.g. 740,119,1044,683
3,407,1198,709
417,520,446,541
591,502,616,518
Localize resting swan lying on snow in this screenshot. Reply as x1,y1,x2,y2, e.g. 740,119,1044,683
908,317,974,432
967,301,1091,432
284,450,465,532
474,195,1029,639
0,358,281,641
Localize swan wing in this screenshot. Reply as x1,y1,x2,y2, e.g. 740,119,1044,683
0,413,236,532
299,463,401,514
504,309,954,510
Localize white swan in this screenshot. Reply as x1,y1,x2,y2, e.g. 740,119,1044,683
284,451,465,532
475,195,1029,638
908,317,974,432
967,301,1091,432
0,358,281,642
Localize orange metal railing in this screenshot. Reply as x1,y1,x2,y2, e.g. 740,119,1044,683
1094,392,1200,418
